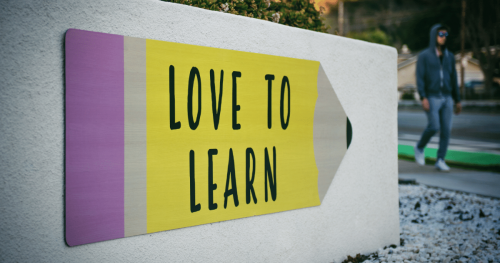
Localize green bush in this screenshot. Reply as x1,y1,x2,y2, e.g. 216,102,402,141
346,29,391,46
162,0,329,33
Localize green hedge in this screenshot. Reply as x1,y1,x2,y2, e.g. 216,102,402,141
346,29,391,46
162,0,328,33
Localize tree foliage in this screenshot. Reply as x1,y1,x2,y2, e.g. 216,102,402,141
347,29,390,45
394,0,462,53
161,0,329,33
464,0,500,97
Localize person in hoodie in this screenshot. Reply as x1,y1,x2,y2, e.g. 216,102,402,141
414,24,462,171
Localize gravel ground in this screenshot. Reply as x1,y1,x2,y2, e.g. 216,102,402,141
342,185,500,263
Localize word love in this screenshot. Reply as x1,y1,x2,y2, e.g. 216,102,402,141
168,66,291,131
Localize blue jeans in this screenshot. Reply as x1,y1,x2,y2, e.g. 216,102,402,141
417,96,454,160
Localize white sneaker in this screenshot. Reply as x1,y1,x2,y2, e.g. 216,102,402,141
414,145,425,166
435,159,450,172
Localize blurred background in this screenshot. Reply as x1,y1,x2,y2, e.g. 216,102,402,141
315,0,500,169
319,0,499,103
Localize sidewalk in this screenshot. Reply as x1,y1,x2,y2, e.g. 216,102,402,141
398,159,500,198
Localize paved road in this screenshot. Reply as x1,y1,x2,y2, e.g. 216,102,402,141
398,111,500,154
399,160,500,198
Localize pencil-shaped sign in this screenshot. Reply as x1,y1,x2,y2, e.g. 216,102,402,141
65,29,349,246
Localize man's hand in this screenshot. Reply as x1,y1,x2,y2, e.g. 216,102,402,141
422,98,430,111
454,102,462,115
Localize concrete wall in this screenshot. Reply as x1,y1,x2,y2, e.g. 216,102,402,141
0,0,399,262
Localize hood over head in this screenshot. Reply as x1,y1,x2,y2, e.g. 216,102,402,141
429,23,449,50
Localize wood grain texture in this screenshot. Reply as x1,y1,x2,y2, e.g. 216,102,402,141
124,36,147,237
314,64,347,203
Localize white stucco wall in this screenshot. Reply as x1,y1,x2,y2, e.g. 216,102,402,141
0,0,399,262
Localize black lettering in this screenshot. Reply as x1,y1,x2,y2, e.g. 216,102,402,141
210,69,224,130
188,67,202,130
264,147,277,202
265,74,275,129
246,148,257,204
280,76,290,129
232,71,241,130
208,149,218,210
169,65,181,130
224,148,239,208
189,150,201,213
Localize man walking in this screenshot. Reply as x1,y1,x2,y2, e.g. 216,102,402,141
414,24,462,171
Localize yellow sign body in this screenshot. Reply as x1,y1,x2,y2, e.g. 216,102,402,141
146,39,320,233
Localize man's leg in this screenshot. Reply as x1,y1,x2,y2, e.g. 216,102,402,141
437,96,454,160
417,97,441,149
415,97,441,165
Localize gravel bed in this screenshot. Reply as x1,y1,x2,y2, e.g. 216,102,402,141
343,185,500,263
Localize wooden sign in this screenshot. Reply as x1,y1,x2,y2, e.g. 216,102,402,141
65,29,349,246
